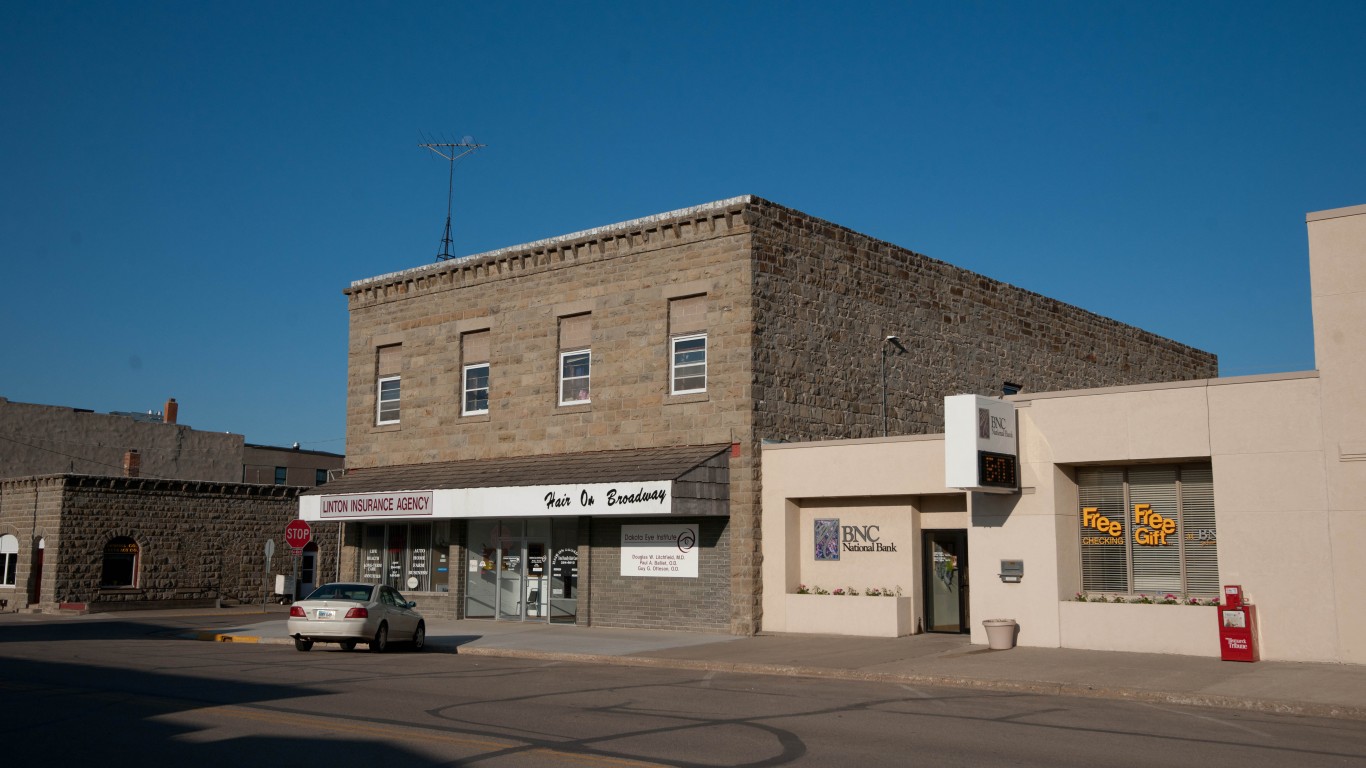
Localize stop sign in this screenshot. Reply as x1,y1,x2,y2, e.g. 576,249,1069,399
284,519,312,552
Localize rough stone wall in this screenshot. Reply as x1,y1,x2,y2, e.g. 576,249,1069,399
586,516,731,632
0,476,64,611
0,397,245,482
745,198,1219,442
343,200,762,633
0,475,339,612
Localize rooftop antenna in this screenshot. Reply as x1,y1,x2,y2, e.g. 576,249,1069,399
419,135,486,261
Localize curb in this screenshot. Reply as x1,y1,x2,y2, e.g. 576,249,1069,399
192,631,263,643
453,646,1366,723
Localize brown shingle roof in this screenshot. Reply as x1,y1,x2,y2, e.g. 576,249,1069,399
302,444,731,496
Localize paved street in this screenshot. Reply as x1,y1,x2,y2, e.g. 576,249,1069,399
3,613,1366,767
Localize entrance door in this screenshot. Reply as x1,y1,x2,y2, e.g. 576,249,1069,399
300,543,318,598
497,538,524,620
923,530,969,633
28,538,45,605
494,538,550,621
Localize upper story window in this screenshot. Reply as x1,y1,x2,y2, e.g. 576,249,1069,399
560,351,591,405
671,334,707,394
669,295,708,395
274,466,287,485
315,469,328,486
558,314,591,405
376,344,402,425
462,330,491,416
0,534,18,587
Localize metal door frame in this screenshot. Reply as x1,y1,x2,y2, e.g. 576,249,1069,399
922,529,970,634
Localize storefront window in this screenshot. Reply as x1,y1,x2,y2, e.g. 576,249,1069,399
359,522,447,592
1077,463,1217,597
465,517,578,623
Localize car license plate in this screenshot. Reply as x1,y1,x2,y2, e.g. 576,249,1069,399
316,609,335,619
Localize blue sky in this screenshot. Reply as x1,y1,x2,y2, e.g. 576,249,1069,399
2,1,1362,451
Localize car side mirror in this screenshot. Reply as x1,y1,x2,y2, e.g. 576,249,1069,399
406,601,417,609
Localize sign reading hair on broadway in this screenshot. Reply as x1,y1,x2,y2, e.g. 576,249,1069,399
620,524,699,578
319,491,434,519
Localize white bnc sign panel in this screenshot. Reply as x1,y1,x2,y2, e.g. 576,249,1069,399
944,394,1019,493
620,524,699,578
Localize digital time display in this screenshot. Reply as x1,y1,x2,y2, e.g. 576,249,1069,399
978,451,1018,489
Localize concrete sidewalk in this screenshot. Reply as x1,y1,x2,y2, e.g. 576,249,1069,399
184,610,1366,722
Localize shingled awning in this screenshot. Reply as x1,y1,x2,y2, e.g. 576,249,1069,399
302,444,731,497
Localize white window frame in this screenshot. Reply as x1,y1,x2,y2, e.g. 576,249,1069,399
377,375,401,425
670,333,708,395
0,534,18,587
463,363,490,415
559,349,591,405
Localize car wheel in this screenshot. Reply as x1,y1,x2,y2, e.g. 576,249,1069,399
411,622,426,651
294,637,314,652
370,623,388,653
340,641,357,652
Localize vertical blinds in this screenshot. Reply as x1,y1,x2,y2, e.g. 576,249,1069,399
1078,467,1127,594
1077,464,1219,597
1181,465,1219,596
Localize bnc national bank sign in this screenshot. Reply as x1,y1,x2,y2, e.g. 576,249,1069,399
299,481,673,520
944,393,1019,494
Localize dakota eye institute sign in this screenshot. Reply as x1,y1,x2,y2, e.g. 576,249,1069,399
620,524,699,578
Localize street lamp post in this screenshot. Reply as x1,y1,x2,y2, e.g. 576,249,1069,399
882,335,908,436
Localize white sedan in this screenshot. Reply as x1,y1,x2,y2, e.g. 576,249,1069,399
287,582,425,652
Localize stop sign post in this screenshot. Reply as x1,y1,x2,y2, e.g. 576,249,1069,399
285,520,312,552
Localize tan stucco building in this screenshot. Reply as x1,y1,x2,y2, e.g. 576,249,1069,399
761,202,1366,664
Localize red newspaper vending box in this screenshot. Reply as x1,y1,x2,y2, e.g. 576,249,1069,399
1217,584,1259,662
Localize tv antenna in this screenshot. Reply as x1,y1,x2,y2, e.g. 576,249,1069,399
419,135,485,261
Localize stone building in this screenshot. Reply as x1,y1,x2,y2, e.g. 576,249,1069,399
0,397,343,612
301,195,1216,634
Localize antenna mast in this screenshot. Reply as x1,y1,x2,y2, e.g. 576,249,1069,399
419,136,485,261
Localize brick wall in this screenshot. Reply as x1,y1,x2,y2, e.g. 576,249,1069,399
746,197,1218,443
0,475,339,612
586,516,731,632
0,398,244,482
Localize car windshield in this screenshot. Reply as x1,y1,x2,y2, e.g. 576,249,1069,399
306,584,373,601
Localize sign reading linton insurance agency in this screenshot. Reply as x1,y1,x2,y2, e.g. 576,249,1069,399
302,481,672,520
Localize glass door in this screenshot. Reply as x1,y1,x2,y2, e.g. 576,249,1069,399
465,518,569,622
923,530,969,633
497,537,524,620
525,541,548,618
